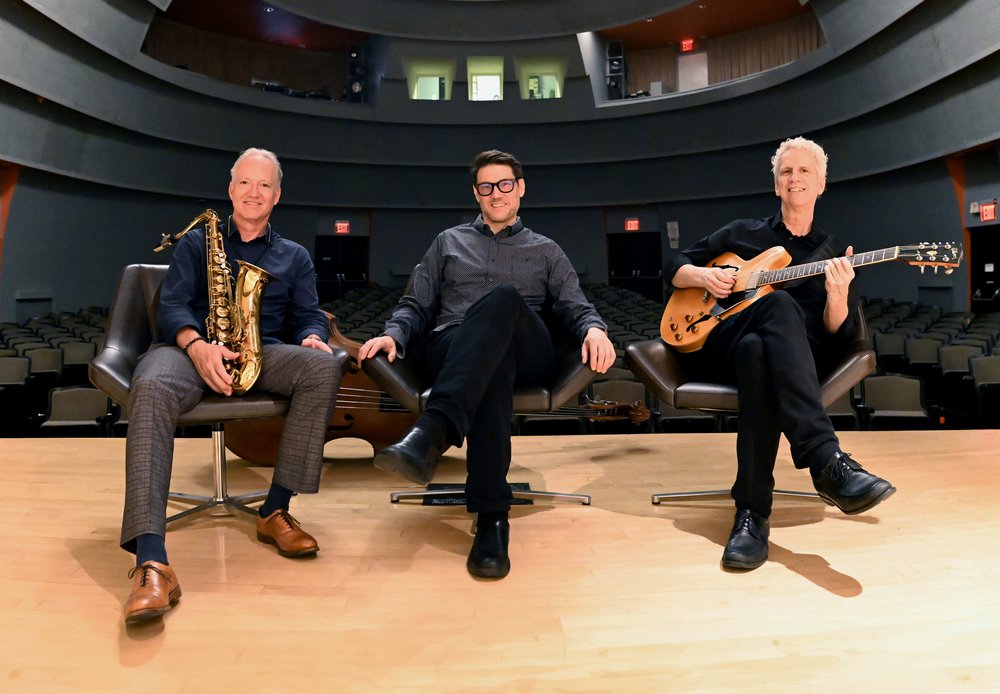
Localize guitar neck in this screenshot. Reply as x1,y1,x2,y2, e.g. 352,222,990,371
757,247,900,286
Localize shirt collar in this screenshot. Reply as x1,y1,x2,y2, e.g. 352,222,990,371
224,215,273,246
472,214,524,239
770,209,824,246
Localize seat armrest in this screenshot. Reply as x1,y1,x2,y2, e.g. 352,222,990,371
361,353,425,414
548,355,598,411
819,348,876,408
88,346,135,407
625,340,688,408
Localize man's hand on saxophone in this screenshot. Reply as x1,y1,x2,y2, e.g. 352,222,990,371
176,326,238,396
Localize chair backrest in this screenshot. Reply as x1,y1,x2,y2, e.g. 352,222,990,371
61,340,98,365
904,337,942,365
591,379,647,406
0,356,30,385
24,347,63,374
970,355,1000,387
88,264,169,406
43,386,110,424
938,344,983,376
861,374,926,413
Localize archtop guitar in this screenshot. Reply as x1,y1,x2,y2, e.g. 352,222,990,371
660,242,963,352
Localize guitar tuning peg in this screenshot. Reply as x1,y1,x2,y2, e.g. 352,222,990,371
945,268,954,275
919,266,926,274
932,266,939,275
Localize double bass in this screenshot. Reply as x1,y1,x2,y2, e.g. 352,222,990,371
224,314,417,464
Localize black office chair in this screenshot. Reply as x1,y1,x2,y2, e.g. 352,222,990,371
625,303,876,505
361,273,599,506
89,264,348,524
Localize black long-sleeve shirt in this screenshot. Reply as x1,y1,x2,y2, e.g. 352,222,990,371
383,216,607,356
664,211,860,347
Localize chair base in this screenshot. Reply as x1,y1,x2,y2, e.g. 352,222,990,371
166,491,267,524
390,483,591,506
165,425,268,524
651,489,820,505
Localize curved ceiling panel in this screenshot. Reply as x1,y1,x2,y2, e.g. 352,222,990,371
2,0,993,169
269,0,689,42
3,53,997,209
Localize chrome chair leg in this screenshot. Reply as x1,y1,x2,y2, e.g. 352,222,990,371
651,488,820,505
166,424,268,524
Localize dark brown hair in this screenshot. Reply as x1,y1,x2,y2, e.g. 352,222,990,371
469,150,524,184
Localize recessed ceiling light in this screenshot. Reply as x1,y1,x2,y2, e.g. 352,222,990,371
265,6,275,12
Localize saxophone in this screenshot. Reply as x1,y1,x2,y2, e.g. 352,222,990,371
154,209,271,394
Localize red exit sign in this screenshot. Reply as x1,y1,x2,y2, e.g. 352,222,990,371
625,218,640,231
334,220,351,234
982,202,997,223
680,38,695,52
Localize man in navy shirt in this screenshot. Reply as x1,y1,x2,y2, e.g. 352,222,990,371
121,148,342,624
666,137,896,570
359,150,615,579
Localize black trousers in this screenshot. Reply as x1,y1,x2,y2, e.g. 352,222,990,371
677,291,841,517
422,285,556,513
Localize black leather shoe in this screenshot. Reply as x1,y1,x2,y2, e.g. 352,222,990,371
467,514,511,579
722,508,769,570
373,423,442,485
813,452,896,515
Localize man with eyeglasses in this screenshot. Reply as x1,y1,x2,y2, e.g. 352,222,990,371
359,149,615,579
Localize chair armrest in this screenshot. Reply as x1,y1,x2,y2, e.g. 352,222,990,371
624,340,688,408
88,346,135,408
548,355,598,411
361,353,425,414
819,348,876,409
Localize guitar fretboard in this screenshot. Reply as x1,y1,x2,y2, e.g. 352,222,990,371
754,247,901,287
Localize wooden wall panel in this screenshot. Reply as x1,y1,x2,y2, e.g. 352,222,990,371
142,19,347,97
624,12,824,94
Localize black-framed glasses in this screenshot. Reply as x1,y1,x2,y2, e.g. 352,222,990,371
475,178,517,196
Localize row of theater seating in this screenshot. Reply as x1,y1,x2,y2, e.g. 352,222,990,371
8,292,1000,438
865,298,1000,427
0,309,108,435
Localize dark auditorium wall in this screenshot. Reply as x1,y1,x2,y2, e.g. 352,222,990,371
1,0,998,321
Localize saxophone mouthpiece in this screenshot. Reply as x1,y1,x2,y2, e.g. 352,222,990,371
153,233,175,253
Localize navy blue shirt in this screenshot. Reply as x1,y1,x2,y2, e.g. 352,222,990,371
383,215,607,356
157,218,328,346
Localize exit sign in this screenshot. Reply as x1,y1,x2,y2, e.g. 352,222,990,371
334,220,351,234
625,218,640,231
982,202,997,223
680,38,695,52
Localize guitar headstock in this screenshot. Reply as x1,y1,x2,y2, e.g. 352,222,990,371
898,242,964,274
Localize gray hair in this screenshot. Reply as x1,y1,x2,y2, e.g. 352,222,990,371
771,137,827,184
231,147,283,186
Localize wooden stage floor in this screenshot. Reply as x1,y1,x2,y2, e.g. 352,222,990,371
2,431,999,693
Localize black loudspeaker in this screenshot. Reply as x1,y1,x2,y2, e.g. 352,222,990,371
346,44,366,103
606,41,626,101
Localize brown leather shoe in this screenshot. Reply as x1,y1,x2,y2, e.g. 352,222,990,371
256,509,319,557
123,561,181,624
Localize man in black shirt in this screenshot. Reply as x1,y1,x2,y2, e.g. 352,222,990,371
665,137,895,570
359,150,615,579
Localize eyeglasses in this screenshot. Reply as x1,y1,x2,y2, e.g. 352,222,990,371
474,178,517,196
